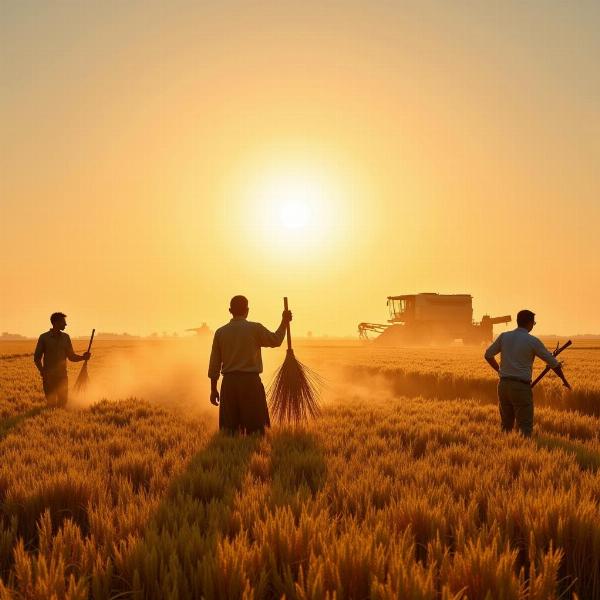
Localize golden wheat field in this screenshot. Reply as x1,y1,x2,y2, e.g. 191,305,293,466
1,338,600,599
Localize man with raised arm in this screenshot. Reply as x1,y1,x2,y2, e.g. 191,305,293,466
208,295,292,434
34,312,91,407
484,309,570,437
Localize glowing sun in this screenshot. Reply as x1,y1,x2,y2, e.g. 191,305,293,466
239,162,344,259
265,173,323,234
279,199,311,230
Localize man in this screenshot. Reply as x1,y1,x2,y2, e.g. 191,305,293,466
34,312,91,407
208,295,292,434
484,309,570,437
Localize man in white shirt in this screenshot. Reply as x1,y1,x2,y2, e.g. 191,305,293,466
208,295,292,434
484,309,570,436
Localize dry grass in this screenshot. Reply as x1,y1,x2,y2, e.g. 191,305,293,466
0,339,599,599
304,340,600,417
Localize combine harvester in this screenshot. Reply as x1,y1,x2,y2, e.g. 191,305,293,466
359,293,511,346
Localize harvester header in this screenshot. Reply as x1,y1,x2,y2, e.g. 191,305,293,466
359,293,511,345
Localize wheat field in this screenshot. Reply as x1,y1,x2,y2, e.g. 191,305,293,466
1,338,599,599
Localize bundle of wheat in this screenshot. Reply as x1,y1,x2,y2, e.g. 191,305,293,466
268,298,321,425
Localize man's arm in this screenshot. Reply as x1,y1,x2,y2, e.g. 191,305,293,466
257,310,293,348
532,338,571,389
208,333,222,405
34,336,44,376
484,334,502,373
532,338,560,369
66,335,90,362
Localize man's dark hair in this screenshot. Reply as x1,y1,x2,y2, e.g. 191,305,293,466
50,312,67,325
229,295,248,316
516,310,535,327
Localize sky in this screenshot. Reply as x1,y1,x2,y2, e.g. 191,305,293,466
1,0,599,337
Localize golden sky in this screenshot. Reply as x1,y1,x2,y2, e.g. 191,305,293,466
2,1,599,337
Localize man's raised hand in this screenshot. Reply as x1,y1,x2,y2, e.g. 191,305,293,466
282,310,293,323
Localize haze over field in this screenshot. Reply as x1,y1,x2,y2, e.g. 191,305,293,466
2,1,599,337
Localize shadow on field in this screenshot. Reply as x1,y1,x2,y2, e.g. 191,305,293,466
269,427,327,504
348,365,600,417
0,406,49,440
113,426,327,599
115,431,261,599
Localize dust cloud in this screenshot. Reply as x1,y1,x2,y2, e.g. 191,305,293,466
70,339,215,419
68,340,397,422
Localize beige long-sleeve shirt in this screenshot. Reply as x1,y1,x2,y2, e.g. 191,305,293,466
208,317,286,379
485,327,560,382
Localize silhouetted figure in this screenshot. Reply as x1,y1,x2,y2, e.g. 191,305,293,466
34,312,91,407
484,309,570,436
208,296,292,434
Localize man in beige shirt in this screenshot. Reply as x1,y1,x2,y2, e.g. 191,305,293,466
208,295,292,433
34,312,91,407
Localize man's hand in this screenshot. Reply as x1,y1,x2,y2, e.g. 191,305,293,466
282,310,293,323
83,352,91,361
210,389,220,406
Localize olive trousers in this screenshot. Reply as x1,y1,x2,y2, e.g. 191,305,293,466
498,378,533,437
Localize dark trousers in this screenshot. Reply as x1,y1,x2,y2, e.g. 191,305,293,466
43,372,68,407
219,372,270,434
498,378,533,437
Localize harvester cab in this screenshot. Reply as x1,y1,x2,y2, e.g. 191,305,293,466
359,293,511,346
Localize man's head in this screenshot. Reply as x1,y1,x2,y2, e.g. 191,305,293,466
229,295,249,318
516,309,536,331
50,312,67,330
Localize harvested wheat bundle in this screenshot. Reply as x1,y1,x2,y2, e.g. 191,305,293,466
268,298,321,425
74,329,95,393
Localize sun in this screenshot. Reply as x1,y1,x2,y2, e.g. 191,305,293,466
263,173,323,234
279,201,309,229
279,197,311,230
236,160,347,261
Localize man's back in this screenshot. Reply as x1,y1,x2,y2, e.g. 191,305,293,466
34,330,74,374
208,317,285,378
485,327,558,382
